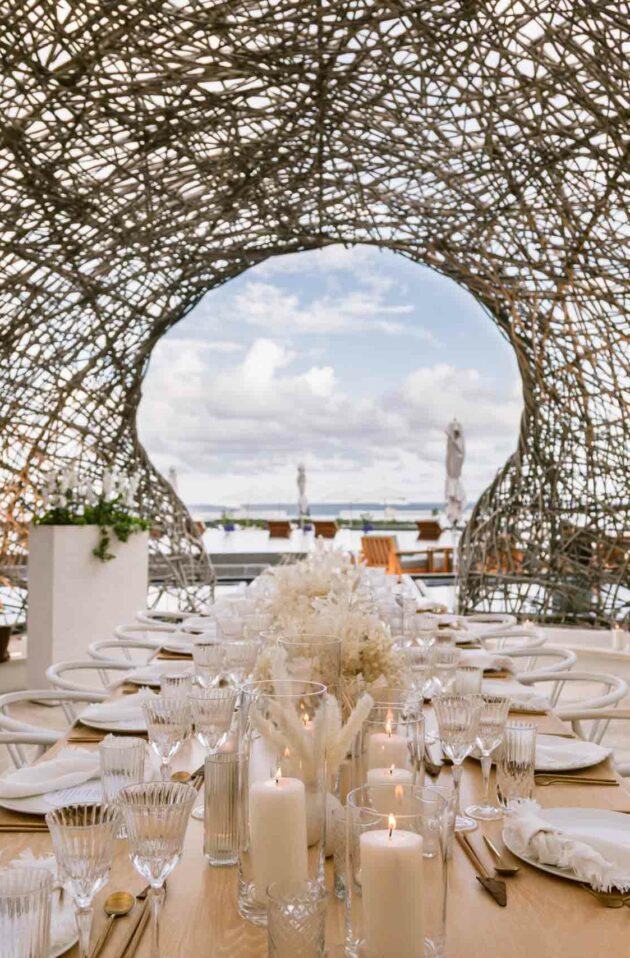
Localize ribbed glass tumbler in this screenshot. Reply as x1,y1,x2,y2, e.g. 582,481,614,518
0,867,52,958
204,750,242,866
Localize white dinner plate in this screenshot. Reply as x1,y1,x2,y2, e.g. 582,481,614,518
503,807,630,884
161,637,194,655
0,781,102,816
79,716,148,734
471,735,612,770
51,934,78,958
534,734,612,772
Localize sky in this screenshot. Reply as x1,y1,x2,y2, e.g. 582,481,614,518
137,245,523,507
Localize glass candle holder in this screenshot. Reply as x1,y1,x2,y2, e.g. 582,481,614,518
352,700,425,794
204,750,242,866
277,635,342,703
238,680,328,926
346,784,449,958
267,880,327,958
496,722,537,808
0,867,52,958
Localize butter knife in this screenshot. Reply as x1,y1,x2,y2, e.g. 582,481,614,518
456,833,507,907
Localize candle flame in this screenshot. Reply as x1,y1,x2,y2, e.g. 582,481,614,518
302,712,312,729
385,709,394,738
394,785,404,802
283,747,290,758
388,765,395,776
275,767,281,784
388,813,396,839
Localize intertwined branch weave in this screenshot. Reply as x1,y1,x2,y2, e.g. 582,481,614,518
0,0,628,622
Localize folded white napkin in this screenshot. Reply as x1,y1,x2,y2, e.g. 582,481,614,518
459,649,514,673
123,660,193,685
81,686,156,724
482,678,551,712
534,736,610,772
16,851,77,953
504,800,630,891
0,748,99,799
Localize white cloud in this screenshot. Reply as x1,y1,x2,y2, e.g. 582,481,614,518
139,336,522,504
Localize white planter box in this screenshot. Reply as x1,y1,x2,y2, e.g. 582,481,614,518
27,525,149,688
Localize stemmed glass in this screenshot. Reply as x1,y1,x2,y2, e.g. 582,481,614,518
223,640,260,686
401,643,436,701
119,782,196,958
46,803,121,958
432,646,461,695
189,686,238,820
466,695,510,821
453,666,483,695
192,641,223,688
192,640,260,687
142,697,192,781
433,693,482,832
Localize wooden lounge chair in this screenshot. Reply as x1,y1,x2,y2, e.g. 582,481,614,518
415,520,442,541
267,520,292,539
313,520,337,539
361,536,434,575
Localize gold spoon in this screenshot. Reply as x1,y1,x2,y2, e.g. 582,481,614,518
89,891,135,958
171,771,192,783
483,835,520,876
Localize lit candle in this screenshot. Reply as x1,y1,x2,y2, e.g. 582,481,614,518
249,768,308,904
367,711,410,770
367,767,415,813
360,814,424,958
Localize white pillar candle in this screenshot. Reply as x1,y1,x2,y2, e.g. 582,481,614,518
360,816,424,958
249,771,308,903
366,767,415,813
367,718,410,770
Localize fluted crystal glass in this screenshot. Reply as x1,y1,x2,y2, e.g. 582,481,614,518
46,803,120,958
432,646,461,695
119,782,196,958
466,695,510,821
190,686,238,820
433,693,482,832
141,696,192,781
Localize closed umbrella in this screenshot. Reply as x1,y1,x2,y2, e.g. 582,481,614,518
297,464,310,518
445,419,466,527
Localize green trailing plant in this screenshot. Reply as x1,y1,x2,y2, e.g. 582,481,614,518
36,469,151,562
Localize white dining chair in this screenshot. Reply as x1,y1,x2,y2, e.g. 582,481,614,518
504,647,577,675
46,660,133,696
517,670,628,717
559,708,630,772
480,627,547,652
88,639,161,665
0,731,61,770
463,612,517,631
0,689,107,765
115,622,175,642
136,609,194,626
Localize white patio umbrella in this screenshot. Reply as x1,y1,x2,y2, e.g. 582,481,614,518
297,463,310,517
445,419,466,527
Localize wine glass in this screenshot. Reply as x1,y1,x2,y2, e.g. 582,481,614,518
401,643,436,701
192,641,223,688
189,687,238,820
46,803,121,958
453,666,483,695
223,640,261,687
433,693,482,832
119,782,196,958
142,697,192,781
466,695,510,821
432,646,461,694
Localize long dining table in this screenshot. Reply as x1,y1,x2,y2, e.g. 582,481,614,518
2,671,630,957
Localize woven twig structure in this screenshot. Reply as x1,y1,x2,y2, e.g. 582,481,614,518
0,1,628,622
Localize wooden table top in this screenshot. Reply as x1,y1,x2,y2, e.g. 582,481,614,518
2,689,630,957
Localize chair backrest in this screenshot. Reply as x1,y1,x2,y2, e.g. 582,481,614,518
503,647,577,675
559,708,630,757
481,629,547,652
416,521,442,541
361,535,398,569
518,670,628,716
313,520,338,539
116,623,175,641
463,612,517,629
89,639,161,664
268,520,292,538
46,660,132,694
136,609,193,626
0,689,107,760
0,731,61,770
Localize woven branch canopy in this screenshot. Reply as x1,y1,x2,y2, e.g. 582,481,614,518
1,0,628,623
